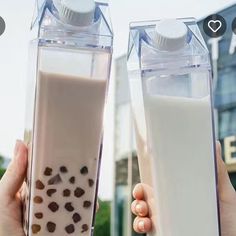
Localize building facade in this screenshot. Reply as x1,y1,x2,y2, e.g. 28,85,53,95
112,55,143,236
198,3,236,183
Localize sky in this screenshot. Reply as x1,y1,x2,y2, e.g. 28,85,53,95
0,0,235,200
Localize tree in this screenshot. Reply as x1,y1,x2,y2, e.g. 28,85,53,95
0,155,4,167
0,168,5,179
0,155,6,179
94,200,111,236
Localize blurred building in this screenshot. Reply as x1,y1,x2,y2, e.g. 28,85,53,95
2,157,10,168
112,3,236,235
0,155,10,169
198,3,236,184
112,55,143,236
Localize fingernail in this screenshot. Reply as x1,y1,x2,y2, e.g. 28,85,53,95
136,204,142,214
14,140,21,156
138,220,145,232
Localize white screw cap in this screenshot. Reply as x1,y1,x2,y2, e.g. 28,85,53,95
154,19,188,51
58,0,96,26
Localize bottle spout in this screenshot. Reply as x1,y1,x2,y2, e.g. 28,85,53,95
55,0,96,27
31,0,96,30
153,19,188,51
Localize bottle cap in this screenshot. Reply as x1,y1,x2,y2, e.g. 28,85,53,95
154,19,188,51
58,0,95,26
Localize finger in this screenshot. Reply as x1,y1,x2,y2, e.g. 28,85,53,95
133,183,144,200
131,200,149,217
216,141,235,202
133,216,152,233
0,140,28,199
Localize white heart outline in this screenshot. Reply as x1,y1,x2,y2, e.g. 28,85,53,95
208,20,222,33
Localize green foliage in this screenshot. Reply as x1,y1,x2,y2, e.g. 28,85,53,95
94,200,111,236
0,155,6,179
0,155,4,167
0,168,5,179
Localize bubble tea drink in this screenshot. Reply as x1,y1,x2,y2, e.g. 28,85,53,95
22,0,113,235
127,19,220,236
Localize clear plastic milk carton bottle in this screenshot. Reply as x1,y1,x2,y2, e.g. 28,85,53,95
22,0,113,235
127,18,220,236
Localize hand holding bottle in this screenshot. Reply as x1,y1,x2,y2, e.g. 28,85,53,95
0,141,27,236
132,142,236,236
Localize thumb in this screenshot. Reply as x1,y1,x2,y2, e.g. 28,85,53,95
216,141,235,203
0,140,28,199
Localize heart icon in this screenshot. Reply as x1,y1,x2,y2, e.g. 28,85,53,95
208,20,222,33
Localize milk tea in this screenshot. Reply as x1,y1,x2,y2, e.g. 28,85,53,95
25,72,107,236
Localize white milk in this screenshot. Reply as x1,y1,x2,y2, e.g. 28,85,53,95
143,95,219,236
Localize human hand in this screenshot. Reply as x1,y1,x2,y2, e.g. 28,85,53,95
0,140,100,236
132,142,236,235
0,140,28,236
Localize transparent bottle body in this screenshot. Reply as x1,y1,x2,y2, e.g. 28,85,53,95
22,1,113,234
128,19,220,236
129,67,220,236
23,41,111,236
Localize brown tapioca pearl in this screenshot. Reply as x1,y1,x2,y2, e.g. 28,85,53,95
34,196,43,204
48,202,59,212
74,187,85,198
72,213,81,223
65,224,75,234
35,212,43,219
32,224,41,234
36,180,45,190
88,179,94,187
83,201,92,208
69,176,75,184
81,224,89,233
65,202,74,212
48,174,62,185
80,166,88,175
44,167,53,176
47,222,56,233
47,189,57,197
60,166,68,173
63,189,71,197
